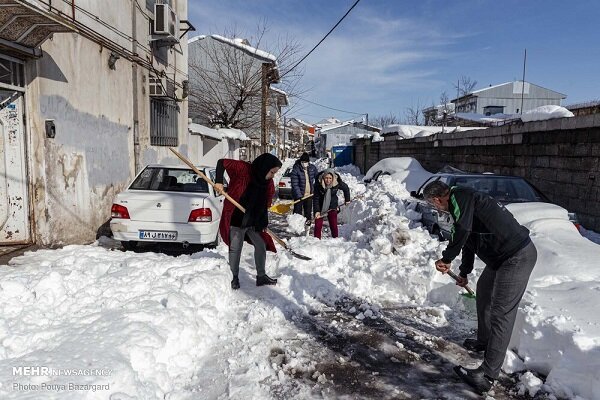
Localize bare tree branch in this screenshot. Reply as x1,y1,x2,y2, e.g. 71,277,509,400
453,76,478,97
371,113,399,129
189,23,304,139
403,100,424,125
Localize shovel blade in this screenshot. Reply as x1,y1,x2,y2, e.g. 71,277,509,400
290,250,312,261
269,203,292,214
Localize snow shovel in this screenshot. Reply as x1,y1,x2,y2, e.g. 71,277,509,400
269,194,313,215
311,194,364,223
168,148,312,261
446,270,476,299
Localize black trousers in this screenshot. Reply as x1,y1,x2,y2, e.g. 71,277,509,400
293,198,312,220
477,241,537,379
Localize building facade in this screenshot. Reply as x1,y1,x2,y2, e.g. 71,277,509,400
0,0,191,245
452,81,566,115
188,34,281,161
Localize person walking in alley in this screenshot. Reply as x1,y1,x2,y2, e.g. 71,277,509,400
214,153,282,290
423,180,537,394
290,152,318,224
313,169,350,239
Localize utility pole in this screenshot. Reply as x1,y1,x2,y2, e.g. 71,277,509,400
261,63,268,154
520,49,527,115
283,116,287,159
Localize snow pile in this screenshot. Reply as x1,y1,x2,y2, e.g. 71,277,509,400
371,131,384,142
218,128,249,141
520,105,574,122
517,371,544,397
1,157,599,399
382,124,485,139
363,157,433,192
313,158,330,172
0,247,235,399
286,213,307,235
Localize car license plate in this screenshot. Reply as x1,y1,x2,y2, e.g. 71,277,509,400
138,230,178,241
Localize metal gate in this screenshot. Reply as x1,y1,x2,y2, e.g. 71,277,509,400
0,55,30,244
332,145,354,167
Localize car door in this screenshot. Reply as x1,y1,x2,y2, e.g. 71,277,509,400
206,168,224,221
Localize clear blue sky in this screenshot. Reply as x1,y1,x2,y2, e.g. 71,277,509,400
187,0,599,123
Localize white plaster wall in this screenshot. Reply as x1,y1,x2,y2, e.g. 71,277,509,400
22,0,190,245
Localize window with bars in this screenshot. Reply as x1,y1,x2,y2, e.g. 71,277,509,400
150,99,178,146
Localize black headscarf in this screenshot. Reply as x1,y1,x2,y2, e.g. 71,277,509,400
237,153,282,230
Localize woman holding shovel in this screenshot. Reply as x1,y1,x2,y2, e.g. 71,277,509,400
214,154,282,290
312,169,350,239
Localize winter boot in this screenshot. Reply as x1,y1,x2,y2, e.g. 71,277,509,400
256,274,277,286
453,365,494,394
231,276,240,290
463,338,486,352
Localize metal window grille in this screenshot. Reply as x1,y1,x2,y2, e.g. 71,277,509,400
150,99,178,146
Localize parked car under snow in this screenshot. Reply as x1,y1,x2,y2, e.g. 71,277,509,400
110,164,224,250
363,157,433,192
409,172,580,239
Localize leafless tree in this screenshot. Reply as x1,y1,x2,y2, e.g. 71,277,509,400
453,76,478,97
403,100,424,125
188,25,303,133
440,91,450,111
371,113,399,129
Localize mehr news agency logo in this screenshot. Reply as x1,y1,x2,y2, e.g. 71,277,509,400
11,366,113,392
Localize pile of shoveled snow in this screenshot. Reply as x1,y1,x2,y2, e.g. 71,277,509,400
0,158,598,399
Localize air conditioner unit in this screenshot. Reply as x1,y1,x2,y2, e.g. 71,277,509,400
149,75,168,97
153,1,179,40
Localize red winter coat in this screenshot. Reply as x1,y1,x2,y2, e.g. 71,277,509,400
219,159,276,252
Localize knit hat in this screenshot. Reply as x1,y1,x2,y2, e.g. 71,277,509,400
299,152,310,162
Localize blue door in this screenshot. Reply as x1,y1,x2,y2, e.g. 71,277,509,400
332,146,353,167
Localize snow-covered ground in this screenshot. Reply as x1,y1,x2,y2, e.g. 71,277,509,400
0,160,599,399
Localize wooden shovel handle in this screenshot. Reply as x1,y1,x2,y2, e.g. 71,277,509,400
447,270,475,296
169,147,246,212
169,148,302,256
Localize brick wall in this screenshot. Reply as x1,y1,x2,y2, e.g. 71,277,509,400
353,114,600,230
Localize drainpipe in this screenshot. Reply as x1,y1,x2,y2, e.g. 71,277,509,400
131,0,140,173
71,0,75,20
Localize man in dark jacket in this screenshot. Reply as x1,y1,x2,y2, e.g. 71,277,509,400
423,180,537,394
313,169,350,239
290,153,318,222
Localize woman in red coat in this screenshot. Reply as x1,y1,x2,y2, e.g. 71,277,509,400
214,153,282,290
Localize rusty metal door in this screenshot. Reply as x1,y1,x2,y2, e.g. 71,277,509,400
0,94,30,243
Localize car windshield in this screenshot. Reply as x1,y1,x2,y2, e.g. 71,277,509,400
450,176,544,203
283,168,292,178
129,167,210,193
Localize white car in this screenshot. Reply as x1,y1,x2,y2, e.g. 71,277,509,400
110,164,224,250
277,167,293,199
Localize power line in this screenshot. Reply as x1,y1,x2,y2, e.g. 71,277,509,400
280,0,362,80
291,94,364,115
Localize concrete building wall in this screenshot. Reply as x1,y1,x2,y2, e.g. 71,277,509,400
354,115,600,231
19,0,190,245
454,82,566,115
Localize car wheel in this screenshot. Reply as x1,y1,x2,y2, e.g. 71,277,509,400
121,241,138,251
204,234,220,249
